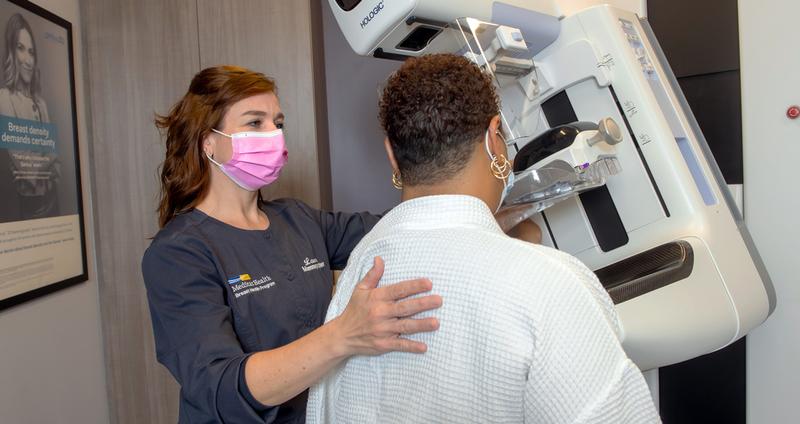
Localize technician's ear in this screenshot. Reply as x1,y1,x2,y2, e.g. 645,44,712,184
384,138,400,173
202,132,216,158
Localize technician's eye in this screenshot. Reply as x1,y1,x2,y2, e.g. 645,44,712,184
275,121,284,130
247,120,262,128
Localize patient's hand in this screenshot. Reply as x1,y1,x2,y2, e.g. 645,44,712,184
495,205,542,244
506,219,542,244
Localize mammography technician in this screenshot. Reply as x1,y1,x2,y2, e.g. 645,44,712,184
140,65,443,423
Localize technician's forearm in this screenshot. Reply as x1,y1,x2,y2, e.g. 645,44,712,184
244,319,348,406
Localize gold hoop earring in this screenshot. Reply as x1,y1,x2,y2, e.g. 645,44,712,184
490,154,512,180
391,171,403,190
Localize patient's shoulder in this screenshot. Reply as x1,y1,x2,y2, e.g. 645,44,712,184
501,237,590,277
498,238,616,310
513,239,620,334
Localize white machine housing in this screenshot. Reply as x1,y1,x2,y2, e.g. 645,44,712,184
330,0,562,58
328,0,775,371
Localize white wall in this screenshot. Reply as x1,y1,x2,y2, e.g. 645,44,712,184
0,0,109,423
740,1,800,422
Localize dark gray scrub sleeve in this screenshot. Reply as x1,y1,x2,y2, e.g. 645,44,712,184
142,199,383,423
142,237,275,423
293,200,381,270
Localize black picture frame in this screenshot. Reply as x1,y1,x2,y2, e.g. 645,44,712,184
0,0,87,310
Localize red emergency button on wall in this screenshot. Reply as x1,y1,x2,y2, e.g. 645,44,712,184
787,105,800,119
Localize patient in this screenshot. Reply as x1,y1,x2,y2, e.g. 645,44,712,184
307,54,660,423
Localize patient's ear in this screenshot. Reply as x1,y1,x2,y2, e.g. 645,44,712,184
490,114,502,134
488,115,507,158
384,138,400,173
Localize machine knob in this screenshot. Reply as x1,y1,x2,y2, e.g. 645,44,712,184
787,105,800,120
587,117,624,146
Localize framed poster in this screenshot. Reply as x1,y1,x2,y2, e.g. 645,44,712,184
0,0,87,309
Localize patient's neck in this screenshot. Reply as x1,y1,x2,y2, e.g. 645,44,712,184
401,182,479,201
401,164,500,213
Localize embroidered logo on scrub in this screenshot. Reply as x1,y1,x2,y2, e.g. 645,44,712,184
302,257,325,272
227,273,275,298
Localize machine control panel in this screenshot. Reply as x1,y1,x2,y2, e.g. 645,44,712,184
620,19,656,79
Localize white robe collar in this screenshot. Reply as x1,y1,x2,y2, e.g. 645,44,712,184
377,194,502,234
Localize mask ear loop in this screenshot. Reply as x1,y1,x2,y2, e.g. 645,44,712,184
206,129,230,167
205,152,223,167
211,128,231,138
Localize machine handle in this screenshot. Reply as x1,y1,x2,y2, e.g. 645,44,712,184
587,117,624,146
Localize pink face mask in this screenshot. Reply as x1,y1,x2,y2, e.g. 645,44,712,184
207,128,288,191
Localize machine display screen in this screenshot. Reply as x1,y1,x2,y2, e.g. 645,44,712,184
335,0,362,11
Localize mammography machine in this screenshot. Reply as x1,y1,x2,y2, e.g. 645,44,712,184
328,0,775,370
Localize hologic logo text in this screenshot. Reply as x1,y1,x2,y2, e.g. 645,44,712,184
360,1,384,29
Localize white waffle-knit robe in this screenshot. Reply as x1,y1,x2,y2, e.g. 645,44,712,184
307,195,660,423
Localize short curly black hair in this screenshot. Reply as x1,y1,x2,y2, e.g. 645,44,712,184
379,54,500,186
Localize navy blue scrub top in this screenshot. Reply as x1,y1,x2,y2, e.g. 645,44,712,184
141,199,379,424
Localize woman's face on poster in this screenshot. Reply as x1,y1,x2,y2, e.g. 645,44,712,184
15,28,34,84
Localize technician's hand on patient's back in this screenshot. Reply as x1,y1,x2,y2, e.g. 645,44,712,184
332,256,442,356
